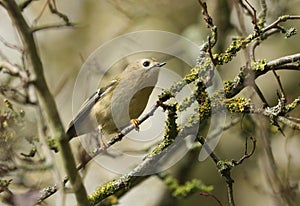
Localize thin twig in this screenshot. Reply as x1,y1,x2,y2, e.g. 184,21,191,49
233,136,256,165
48,0,71,25
76,103,160,171
262,15,300,33
198,0,218,49
266,53,300,69
31,22,75,33
272,69,286,104
200,192,223,206
33,0,50,24
252,83,269,107
198,0,214,28
0,34,23,52
18,0,34,11
237,0,254,16
250,29,281,61
243,0,259,32
1,1,90,205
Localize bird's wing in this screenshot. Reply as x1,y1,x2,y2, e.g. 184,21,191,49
66,80,117,138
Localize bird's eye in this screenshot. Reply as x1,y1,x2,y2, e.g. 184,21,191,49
142,60,151,67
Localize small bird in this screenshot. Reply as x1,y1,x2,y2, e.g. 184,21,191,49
66,58,166,148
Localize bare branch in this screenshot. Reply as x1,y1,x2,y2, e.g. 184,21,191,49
243,0,259,32
33,0,50,24
233,136,256,165
0,34,23,52
31,22,75,33
48,0,71,25
262,15,300,33
1,1,89,205
267,53,300,68
18,0,35,11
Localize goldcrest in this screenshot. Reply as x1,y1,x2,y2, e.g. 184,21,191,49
66,58,166,143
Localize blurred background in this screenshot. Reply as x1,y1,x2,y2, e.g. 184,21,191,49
1,0,300,205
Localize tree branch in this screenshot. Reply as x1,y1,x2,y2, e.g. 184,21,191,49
1,1,89,205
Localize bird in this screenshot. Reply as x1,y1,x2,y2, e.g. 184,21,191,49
66,58,166,148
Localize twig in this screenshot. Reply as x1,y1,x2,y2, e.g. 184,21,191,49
250,29,281,61
243,0,259,32
277,116,300,130
196,136,220,164
31,22,75,33
33,0,50,24
75,103,160,171
198,0,218,50
226,53,300,98
272,69,286,104
0,34,23,52
233,136,256,165
197,127,235,206
237,0,254,16
252,83,269,107
274,64,300,71
258,0,267,25
223,137,256,205
286,115,300,123
200,192,223,206
267,53,300,70
257,116,294,206
18,0,35,11
1,1,90,205
0,61,28,79
207,36,217,66
262,15,300,33
48,0,71,25
198,0,214,28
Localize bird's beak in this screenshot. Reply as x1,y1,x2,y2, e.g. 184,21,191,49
155,62,166,67
147,61,166,72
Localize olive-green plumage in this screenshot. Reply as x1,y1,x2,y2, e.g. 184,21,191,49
66,58,166,140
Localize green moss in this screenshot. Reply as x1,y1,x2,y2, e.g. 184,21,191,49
88,180,117,205
164,104,179,141
184,113,200,129
257,16,266,30
210,90,226,110
158,89,174,102
225,97,252,113
183,67,199,83
149,140,171,157
0,179,12,188
251,59,267,71
285,27,297,38
150,103,178,157
226,39,243,52
46,136,58,152
158,67,201,103
198,101,211,121
224,80,234,93
172,179,213,198
178,93,196,112
283,98,300,113
159,173,213,199
217,160,234,174
0,99,25,142
217,39,243,64
163,174,179,190
279,15,291,21
216,33,257,65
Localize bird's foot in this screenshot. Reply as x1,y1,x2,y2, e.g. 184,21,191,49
130,119,140,131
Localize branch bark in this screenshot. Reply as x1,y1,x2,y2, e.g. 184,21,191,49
0,1,89,205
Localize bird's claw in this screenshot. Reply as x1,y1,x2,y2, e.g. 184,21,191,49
130,119,140,131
